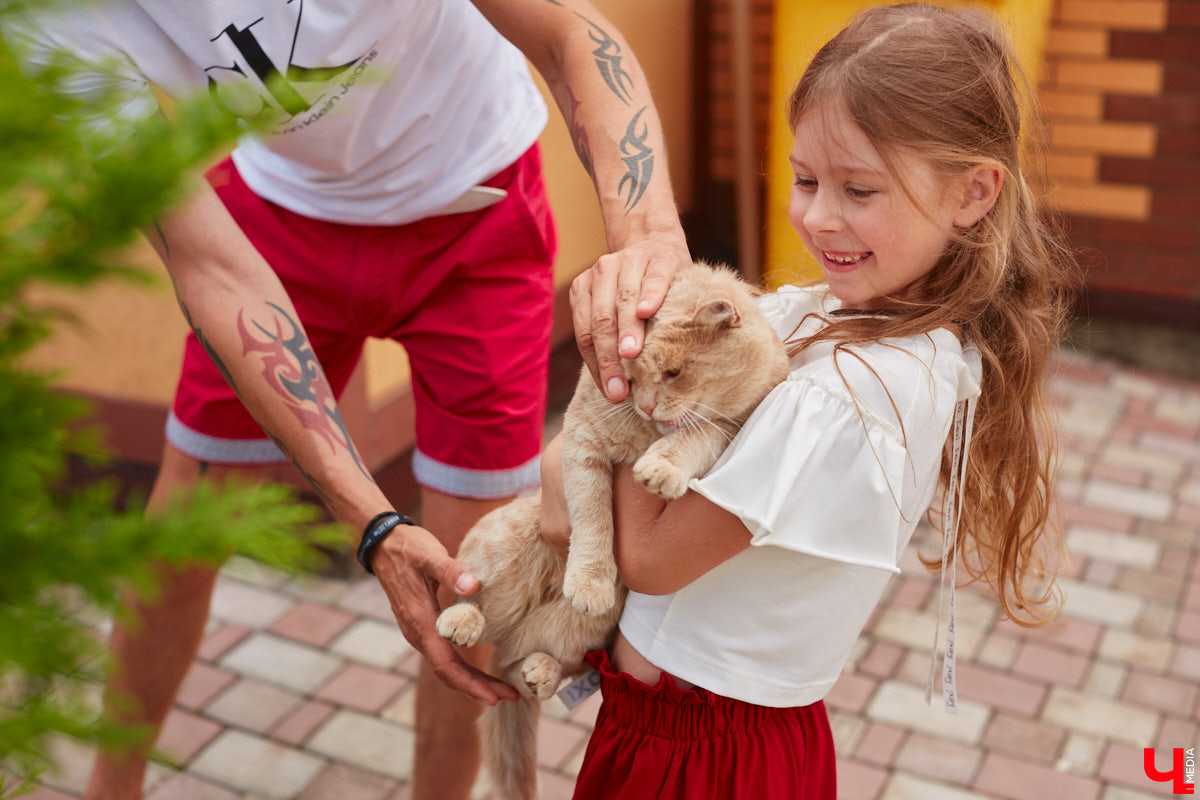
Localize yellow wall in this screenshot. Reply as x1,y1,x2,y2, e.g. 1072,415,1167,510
23,242,189,406
26,1,695,409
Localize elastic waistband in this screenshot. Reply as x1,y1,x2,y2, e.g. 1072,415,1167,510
585,650,819,741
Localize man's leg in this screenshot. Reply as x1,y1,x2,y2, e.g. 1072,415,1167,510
398,146,555,800
412,488,512,800
83,446,269,800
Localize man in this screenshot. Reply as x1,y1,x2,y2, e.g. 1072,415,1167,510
11,1,686,797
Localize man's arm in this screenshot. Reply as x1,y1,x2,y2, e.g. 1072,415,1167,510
148,178,518,704
471,0,691,401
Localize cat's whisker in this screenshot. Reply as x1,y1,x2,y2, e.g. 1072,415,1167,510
679,412,702,437
679,408,709,432
683,407,735,442
688,401,741,427
678,411,725,461
593,401,637,425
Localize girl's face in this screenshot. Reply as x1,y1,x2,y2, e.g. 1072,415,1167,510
789,103,963,309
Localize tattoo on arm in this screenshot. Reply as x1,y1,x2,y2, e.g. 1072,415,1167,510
565,87,593,178
179,301,245,404
178,297,370,489
263,429,337,508
574,13,633,104
145,219,171,261
236,303,369,479
559,14,654,208
618,107,654,211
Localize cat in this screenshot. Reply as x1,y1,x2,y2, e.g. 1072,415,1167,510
435,261,788,800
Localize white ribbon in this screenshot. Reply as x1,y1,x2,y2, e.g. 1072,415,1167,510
925,394,976,714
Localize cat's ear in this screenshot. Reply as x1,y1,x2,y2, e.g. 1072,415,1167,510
695,297,741,328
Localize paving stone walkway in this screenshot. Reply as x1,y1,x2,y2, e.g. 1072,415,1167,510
20,348,1200,800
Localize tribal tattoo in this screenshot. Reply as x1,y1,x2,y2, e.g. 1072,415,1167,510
180,301,244,403
145,219,170,261
263,428,338,509
618,107,654,211
566,86,593,177
237,303,369,478
175,300,362,499
574,13,633,104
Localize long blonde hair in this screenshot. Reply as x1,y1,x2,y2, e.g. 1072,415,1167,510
787,3,1078,624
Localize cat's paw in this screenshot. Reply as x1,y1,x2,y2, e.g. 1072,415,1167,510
563,569,617,616
436,604,485,647
521,652,562,700
632,454,691,500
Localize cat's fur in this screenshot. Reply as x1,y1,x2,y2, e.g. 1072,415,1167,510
435,262,788,800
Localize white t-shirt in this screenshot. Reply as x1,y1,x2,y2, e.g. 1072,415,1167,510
10,0,548,224
619,285,983,708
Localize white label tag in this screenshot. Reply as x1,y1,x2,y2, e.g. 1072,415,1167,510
556,667,602,710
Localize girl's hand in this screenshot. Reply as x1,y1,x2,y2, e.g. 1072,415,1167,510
539,433,571,557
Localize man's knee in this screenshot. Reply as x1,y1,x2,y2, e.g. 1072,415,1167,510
419,488,513,553
148,443,278,511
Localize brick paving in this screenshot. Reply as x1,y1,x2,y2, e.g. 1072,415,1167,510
16,348,1200,799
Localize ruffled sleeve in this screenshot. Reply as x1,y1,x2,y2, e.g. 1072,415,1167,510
690,372,911,574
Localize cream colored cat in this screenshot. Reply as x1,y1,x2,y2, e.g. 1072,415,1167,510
435,262,788,800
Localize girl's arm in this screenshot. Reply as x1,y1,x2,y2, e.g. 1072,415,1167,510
540,432,751,594
611,464,751,595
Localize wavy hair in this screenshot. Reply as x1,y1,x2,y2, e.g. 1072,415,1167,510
785,3,1079,624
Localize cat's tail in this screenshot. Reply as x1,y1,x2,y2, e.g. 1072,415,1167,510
478,693,541,800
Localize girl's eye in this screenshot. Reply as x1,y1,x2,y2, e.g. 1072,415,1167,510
846,185,876,200
793,176,817,191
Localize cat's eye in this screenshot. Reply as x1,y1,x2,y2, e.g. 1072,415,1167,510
663,367,681,379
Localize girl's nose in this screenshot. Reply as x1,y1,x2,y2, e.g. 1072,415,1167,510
804,189,843,234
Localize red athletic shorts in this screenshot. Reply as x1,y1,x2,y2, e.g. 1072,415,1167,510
167,145,557,499
572,650,837,799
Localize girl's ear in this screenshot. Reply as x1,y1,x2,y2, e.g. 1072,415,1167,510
953,162,1004,228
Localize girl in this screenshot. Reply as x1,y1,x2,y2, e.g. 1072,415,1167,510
544,3,1075,797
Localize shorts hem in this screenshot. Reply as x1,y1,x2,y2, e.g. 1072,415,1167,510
413,448,540,500
166,412,287,465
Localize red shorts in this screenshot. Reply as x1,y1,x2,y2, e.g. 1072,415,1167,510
572,651,837,800
167,145,557,499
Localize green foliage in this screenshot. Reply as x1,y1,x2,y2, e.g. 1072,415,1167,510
0,2,344,794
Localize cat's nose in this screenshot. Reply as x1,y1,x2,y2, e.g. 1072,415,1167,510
638,399,655,417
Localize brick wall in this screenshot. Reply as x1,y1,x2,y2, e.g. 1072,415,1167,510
1042,0,1200,318
701,0,775,183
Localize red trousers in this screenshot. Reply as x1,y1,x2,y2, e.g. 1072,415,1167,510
572,651,837,799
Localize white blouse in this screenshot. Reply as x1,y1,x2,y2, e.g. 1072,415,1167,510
619,285,982,708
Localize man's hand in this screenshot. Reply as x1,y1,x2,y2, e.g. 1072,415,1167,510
538,433,570,558
570,236,689,402
369,525,519,705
